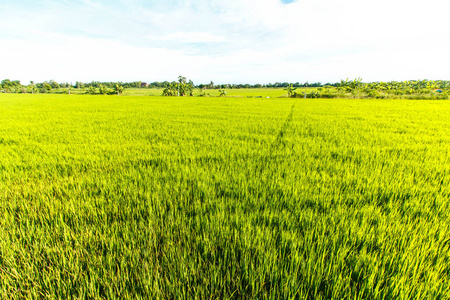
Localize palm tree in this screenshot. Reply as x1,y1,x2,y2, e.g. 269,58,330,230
178,76,186,97
114,84,124,96
284,84,297,98
163,82,177,96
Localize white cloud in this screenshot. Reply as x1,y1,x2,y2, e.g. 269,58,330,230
0,0,449,84
147,32,225,43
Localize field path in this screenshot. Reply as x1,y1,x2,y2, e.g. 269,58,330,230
271,100,297,153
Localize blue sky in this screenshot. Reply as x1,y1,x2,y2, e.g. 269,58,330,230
1,0,449,84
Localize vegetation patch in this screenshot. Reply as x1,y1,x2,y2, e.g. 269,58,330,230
0,94,449,298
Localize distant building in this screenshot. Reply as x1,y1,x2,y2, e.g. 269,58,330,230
141,82,149,88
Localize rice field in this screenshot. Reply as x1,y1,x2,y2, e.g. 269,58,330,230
121,87,294,98
0,94,449,299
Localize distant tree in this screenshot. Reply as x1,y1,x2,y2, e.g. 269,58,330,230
178,76,187,97
28,81,37,94
43,83,52,92
184,83,194,96
163,82,177,96
49,80,60,89
99,84,108,94
114,84,124,96
0,79,21,92
284,84,297,97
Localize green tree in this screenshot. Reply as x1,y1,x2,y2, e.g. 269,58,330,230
178,76,186,97
99,84,108,95
284,84,297,98
88,86,97,94
43,83,52,92
114,84,124,96
49,80,60,89
1,79,22,93
28,81,37,94
163,82,177,96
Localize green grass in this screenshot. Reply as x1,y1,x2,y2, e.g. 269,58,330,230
25,87,314,98
1,94,449,299
122,88,165,96
198,88,297,98
123,87,314,98
122,87,293,97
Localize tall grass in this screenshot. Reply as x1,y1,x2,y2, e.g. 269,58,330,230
0,94,449,299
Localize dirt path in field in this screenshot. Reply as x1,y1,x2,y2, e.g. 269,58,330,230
271,100,297,152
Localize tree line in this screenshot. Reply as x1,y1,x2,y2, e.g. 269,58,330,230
283,79,449,100
1,78,449,99
0,78,325,93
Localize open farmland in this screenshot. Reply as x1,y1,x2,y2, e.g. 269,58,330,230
1,94,449,299
120,87,298,98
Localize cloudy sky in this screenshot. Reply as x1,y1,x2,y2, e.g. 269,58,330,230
0,0,449,84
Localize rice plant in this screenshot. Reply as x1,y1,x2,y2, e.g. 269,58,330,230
0,94,449,299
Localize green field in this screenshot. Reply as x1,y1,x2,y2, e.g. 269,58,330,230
1,94,449,299
122,87,296,98
42,87,305,98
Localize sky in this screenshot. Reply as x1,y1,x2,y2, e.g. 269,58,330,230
0,0,449,84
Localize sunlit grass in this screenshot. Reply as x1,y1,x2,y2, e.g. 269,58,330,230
1,94,449,299
123,87,314,98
